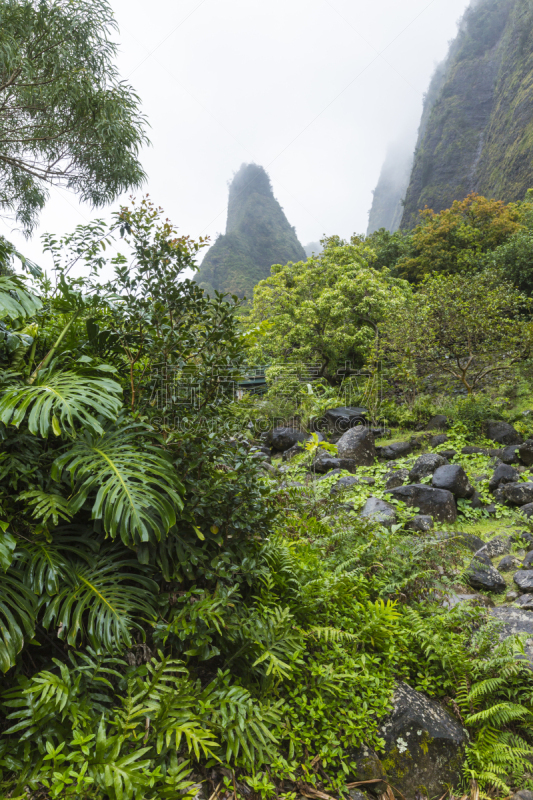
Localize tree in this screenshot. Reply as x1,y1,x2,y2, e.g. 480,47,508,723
382,271,533,395
397,193,521,282
0,0,148,233
245,234,409,385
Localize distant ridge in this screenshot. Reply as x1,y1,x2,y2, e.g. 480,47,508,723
194,164,306,299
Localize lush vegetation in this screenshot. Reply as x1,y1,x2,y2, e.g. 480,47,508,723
0,0,148,233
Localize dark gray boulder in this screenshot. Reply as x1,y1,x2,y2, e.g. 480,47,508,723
385,468,409,490
469,491,496,514
337,426,376,467
320,407,367,432
524,551,533,567
467,560,507,593
438,448,458,460
512,791,533,800
282,443,304,462
385,485,457,523
331,476,359,495
497,554,522,572
501,445,521,464
427,414,448,430
515,594,533,609
499,482,533,506
462,446,489,455
429,434,448,448
360,497,397,528
271,427,307,452
514,571,533,592
473,549,492,566
485,420,522,446
313,456,342,474
432,465,474,498
518,439,533,467
317,468,342,481
489,464,519,493
408,453,449,483
376,682,466,798
480,535,512,557
407,514,434,532
377,440,412,460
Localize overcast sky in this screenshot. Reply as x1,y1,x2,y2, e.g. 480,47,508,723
3,0,472,275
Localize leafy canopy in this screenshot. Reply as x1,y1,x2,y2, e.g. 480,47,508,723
0,0,148,232
246,234,409,384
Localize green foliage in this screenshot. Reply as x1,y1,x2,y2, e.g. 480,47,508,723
0,0,148,233
246,234,409,385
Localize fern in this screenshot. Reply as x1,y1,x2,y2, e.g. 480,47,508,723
0,275,42,321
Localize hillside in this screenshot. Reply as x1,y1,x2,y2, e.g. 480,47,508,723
371,0,533,230
194,164,306,299
367,137,415,234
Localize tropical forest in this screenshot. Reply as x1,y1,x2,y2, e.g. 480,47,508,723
2,1,533,800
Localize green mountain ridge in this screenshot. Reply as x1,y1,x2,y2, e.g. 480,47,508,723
401,0,533,227
194,163,306,299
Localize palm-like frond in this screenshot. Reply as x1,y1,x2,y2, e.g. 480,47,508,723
0,369,123,437
0,571,37,672
20,530,97,596
53,425,184,547
19,490,74,527
0,276,42,321
41,548,158,650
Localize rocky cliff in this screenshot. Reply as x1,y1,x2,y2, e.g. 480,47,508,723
194,164,306,299
372,0,533,231
367,138,415,234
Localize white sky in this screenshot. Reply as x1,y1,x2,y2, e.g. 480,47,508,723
2,0,471,277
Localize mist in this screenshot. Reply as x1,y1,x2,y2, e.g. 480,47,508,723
1,0,473,276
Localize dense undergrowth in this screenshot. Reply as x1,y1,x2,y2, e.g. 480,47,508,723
1,195,533,800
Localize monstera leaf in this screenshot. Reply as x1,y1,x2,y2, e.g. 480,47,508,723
0,368,123,437
0,571,37,672
0,275,42,321
53,424,184,547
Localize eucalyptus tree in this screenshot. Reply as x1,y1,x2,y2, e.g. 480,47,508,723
0,0,148,232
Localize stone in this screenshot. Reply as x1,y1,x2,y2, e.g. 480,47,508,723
337,426,376,467
442,593,494,610
320,407,368,432
488,464,519,493
481,535,512,557
432,465,474,498
466,560,507,593
410,434,431,450
429,434,448,447
488,448,505,458
427,414,448,430
407,514,434,532
490,607,533,663
434,531,486,552
385,468,409,490
282,443,304,462
331,476,359,495
517,530,533,549
408,453,449,483
497,554,522,572
515,594,533,609
485,420,522,446
501,445,521,464
360,497,397,528
360,476,375,485
514,571,533,592
462,446,489,455
377,440,412,460
507,591,519,601
473,549,492,566
385,485,457,523
376,682,466,798
438,448,458,460
313,455,342,474
499,482,533,506
271,427,307,452
512,790,533,800
518,439,533,467
317,468,343,481
524,550,533,567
